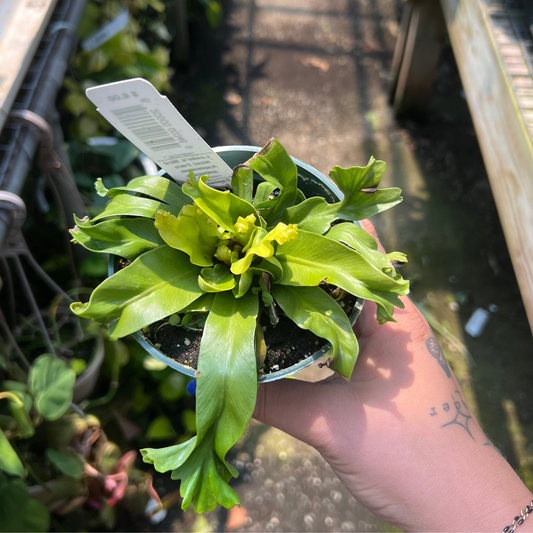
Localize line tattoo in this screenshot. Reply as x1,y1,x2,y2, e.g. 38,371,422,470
425,336,451,378
440,392,474,439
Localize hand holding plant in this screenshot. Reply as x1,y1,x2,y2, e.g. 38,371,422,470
70,139,409,512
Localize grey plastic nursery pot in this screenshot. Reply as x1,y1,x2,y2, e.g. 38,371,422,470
73,332,105,403
110,146,364,382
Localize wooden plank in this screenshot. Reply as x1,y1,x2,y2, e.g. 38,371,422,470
388,2,414,104
440,0,533,332
0,0,58,131
392,0,447,116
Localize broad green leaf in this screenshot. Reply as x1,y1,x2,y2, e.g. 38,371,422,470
46,448,84,479
245,138,298,225
71,246,203,338
253,182,276,205
155,206,220,267
196,291,258,460
325,223,406,274
146,416,177,440
198,264,236,292
1,381,26,393
181,293,215,313
230,223,298,275
170,291,259,512
29,355,76,421
272,285,358,379
232,270,254,298
70,217,164,259
283,196,337,234
0,429,24,477
0,478,50,532
90,141,138,172
96,175,190,208
182,172,258,232
276,230,408,323
22,498,51,533
142,436,198,472
91,193,182,223
231,165,253,203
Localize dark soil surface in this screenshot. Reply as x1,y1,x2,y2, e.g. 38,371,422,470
144,291,358,375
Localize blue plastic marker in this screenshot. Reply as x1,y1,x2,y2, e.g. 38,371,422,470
187,379,196,396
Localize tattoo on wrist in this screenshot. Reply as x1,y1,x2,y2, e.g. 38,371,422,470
429,390,473,439
426,336,451,378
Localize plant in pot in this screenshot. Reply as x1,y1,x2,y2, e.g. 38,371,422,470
69,138,409,512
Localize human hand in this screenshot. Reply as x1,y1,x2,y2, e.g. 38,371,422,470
254,220,533,532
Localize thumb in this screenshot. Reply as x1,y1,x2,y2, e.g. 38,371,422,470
253,378,336,450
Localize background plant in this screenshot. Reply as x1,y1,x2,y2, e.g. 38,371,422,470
70,138,409,512
62,0,173,140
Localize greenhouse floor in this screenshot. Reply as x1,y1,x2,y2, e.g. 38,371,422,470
164,0,533,530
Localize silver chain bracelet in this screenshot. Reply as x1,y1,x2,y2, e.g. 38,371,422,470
502,500,533,533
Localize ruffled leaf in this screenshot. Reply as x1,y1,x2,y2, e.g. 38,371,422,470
198,264,236,292
155,206,220,267
182,172,258,232
230,223,298,275
141,436,197,472
284,158,402,233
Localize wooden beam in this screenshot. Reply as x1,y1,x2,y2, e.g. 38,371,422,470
440,0,533,332
392,0,447,116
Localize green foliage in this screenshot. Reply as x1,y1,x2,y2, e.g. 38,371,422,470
45,449,84,479
29,355,76,421
0,474,50,532
62,0,174,140
71,138,409,512
0,429,24,477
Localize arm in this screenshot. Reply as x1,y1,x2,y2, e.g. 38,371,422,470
253,221,533,532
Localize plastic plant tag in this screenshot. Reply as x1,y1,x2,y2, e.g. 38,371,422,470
81,8,129,52
86,79,233,187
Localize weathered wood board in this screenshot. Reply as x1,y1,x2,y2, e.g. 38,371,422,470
440,0,533,331
0,0,58,131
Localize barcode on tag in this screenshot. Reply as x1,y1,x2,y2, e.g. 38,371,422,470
86,79,233,187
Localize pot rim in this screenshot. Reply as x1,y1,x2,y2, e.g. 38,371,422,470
111,145,365,383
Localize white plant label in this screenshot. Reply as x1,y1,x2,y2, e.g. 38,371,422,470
81,8,130,52
85,78,233,187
